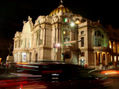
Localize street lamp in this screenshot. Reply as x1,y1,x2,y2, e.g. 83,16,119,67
61,17,82,64
70,21,79,64
54,43,60,48
61,19,77,61
70,22,75,27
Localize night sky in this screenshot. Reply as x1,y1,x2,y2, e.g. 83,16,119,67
0,0,118,60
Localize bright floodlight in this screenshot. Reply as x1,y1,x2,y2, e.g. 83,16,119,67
70,22,75,27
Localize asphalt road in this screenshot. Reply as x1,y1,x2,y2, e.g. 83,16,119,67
1,65,119,89
0,73,117,89
106,76,119,89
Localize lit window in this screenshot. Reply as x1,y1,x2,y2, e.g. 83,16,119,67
94,30,103,47
111,56,113,62
117,43,119,54
109,41,112,49
113,41,116,53
114,56,117,62
22,53,27,62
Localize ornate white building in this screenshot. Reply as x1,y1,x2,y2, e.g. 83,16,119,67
11,2,119,68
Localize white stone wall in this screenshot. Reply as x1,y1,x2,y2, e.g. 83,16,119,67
12,8,113,68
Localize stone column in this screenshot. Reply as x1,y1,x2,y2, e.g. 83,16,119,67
94,52,97,67
116,41,117,53
26,52,29,62
43,29,45,45
15,53,18,62
17,53,20,62
105,53,108,65
100,52,102,64
56,28,58,43
31,51,34,63
111,41,113,51
14,41,16,49
20,53,22,62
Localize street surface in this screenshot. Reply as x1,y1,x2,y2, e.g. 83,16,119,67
106,76,119,89
1,64,119,89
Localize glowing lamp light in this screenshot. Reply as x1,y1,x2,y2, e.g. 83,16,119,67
0,58,2,64
63,31,66,34
70,22,75,27
101,70,119,75
55,43,60,48
20,84,23,89
75,20,80,24
109,45,112,49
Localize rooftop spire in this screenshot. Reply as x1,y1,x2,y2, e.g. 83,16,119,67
60,0,63,5
58,0,64,8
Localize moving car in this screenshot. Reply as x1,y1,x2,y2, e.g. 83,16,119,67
0,62,108,89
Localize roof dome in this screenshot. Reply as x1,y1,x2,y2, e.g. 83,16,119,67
49,5,71,16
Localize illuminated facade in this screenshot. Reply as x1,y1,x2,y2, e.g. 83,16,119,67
12,3,119,68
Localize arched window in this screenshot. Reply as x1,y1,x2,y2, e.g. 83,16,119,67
81,37,84,47
64,30,70,42
117,43,119,54
35,53,38,62
113,41,116,53
81,31,84,35
29,52,32,62
94,30,104,46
